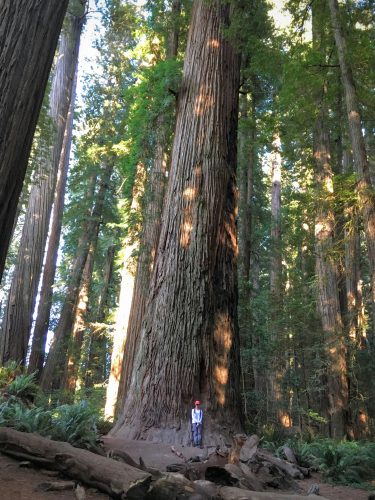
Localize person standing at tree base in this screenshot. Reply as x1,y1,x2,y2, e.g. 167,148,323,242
191,400,203,447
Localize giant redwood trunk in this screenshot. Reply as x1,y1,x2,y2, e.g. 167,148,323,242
328,0,375,345
0,0,69,281
313,0,348,438
112,0,243,445
0,10,84,366
113,1,182,416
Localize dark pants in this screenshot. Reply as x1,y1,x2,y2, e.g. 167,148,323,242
192,423,202,445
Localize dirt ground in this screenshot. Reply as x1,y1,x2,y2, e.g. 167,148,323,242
0,438,372,499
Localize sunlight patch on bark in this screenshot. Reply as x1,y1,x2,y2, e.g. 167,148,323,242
208,38,220,48
194,87,214,116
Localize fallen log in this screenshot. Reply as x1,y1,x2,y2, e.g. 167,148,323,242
256,450,304,479
0,427,151,499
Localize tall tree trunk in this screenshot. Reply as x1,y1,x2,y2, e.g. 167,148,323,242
0,0,70,280
328,0,375,346
112,0,243,445
313,0,348,438
65,241,96,393
314,116,348,438
237,90,255,422
269,133,285,425
85,243,115,388
0,9,84,366
40,163,113,391
112,0,182,418
28,66,79,377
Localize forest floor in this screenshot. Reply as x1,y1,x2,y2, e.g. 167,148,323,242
0,437,372,499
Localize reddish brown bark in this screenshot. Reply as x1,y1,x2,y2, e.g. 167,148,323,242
312,0,348,438
113,1,182,416
112,0,243,445
0,0,69,280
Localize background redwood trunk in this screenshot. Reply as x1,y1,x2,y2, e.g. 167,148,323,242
112,0,243,445
28,78,77,377
0,10,84,366
0,0,70,280
40,164,113,391
328,0,375,346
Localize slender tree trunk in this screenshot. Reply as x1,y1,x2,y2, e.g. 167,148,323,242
328,0,375,346
28,65,79,377
40,163,113,391
237,91,255,422
269,133,284,425
0,0,70,280
112,1,182,417
0,9,84,366
112,0,243,445
85,244,115,388
65,241,96,393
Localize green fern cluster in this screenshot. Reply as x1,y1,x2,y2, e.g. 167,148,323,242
289,439,375,485
0,366,101,450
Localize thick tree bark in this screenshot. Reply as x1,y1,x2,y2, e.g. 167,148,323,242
113,1,182,417
0,9,84,366
312,0,348,439
314,117,348,438
112,0,243,445
0,0,70,281
40,164,113,391
328,0,375,345
28,84,77,377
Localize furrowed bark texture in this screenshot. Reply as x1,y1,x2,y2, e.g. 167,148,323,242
114,1,181,415
112,0,243,445
328,0,375,345
312,0,348,439
0,11,83,366
0,0,69,281
40,164,113,391
314,118,348,438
